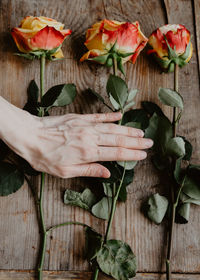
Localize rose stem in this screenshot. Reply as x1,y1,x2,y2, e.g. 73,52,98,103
38,53,46,280
166,63,179,280
93,56,126,280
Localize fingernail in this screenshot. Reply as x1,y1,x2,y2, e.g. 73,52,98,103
140,151,147,159
103,169,111,178
145,139,154,148
115,112,122,118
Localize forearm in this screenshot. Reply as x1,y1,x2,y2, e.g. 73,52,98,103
0,96,40,154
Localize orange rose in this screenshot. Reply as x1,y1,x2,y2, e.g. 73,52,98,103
80,19,147,70
11,16,72,59
148,24,192,71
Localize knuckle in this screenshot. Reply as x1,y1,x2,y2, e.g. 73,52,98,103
94,114,101,121
85,165,94,177
115,135,125,147
79,147,94,161
97,147,101,160
96,133,101,144
79,147,88,160
108,123,117,132
136,138,143,147
116,148,124,159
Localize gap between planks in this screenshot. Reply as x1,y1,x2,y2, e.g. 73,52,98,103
0,271,200,280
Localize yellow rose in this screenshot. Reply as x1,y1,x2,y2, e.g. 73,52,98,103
80,19,148,69
148,24,193,71
11,16,72,58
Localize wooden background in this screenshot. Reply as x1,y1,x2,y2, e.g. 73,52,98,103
0,0,200,279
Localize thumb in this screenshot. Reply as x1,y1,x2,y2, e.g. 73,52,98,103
68,163,111,178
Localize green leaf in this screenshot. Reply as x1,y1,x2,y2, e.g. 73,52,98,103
127,89,137,102
87,88,105,103
174,157,183,184
179,192,200,205
180,136,193,161
125,122,141,129
118,52,134,58
88,54,109,64
164,35,178,59
147,193,169,224
109,94,120,110
117,161,137,170
152,154,170,171
85,227,103,261
103,183,113,197
91,197,112,220
106,57,113,67
23,102,39,116
158,88,184,109
180,41,191,60
123,101,135,112
145,113,173,155
41,84,76,107
96,239,137,280
117,57,125,76
0,162,24,196
122,109,149,130
142,101,164,117
182,165,200,200
27,80,39,103
106,74,128,108
14,53,35,60
166,137,185,158
119,168,134,202
64,188,96,210
176,203,190,224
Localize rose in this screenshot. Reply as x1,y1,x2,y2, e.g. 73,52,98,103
11,16,72,58
147,24,193,71
80,19,148,69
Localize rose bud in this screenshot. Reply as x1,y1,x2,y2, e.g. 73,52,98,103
11,16,72,59
80,19,147,74
147,24,193,72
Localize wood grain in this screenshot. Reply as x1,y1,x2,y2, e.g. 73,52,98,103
0,0,199,277
0,271,200,280
193,0,200,75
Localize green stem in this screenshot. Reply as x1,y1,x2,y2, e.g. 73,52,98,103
38,231,47,279
38,54,46,280
39,173,46,234
166,63,179,280
40,54,45,100
47,221,87,232
93,267,99,280
93,56,121,280
104,164,126,243
112,56,118,76
173,64,179,137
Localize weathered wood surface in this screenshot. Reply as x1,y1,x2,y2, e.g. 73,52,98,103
0,0,200,278
0,271,200,280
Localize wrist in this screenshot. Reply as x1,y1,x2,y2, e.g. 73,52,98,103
0,97,41,154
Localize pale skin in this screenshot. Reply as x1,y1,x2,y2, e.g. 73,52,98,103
0,96,153,178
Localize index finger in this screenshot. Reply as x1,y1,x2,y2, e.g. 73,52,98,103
79,112,122,123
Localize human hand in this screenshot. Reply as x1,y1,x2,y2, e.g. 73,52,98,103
0,97,153,178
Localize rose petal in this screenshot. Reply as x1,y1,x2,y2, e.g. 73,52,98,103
30,26,67,50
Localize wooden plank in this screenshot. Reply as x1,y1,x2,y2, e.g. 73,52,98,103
0,271,200,280
193,0,200,75
0,0,199,276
